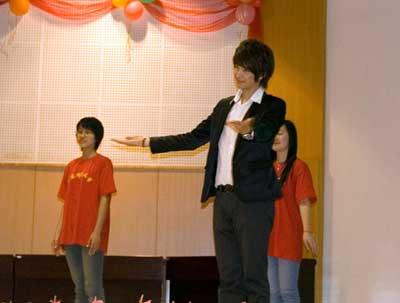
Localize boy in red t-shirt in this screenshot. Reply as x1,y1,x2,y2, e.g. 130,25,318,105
52,117,116,303
268,120,317,303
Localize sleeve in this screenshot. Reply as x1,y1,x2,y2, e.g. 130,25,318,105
57,164,69,201
149,114,211,153
99,158,117,197
148,98,231,154
253,97,286,142
295,161,317,204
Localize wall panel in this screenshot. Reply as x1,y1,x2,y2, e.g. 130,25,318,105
108,169,159,256
32,167,63,254
0,166,35,254
262,0,326,302
156,170,213,256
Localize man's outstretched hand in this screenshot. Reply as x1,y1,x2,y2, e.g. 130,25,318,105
111,136,148,147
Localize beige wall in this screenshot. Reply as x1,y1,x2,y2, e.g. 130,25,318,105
324,0,400,302
0,167,36,254
0,165,213,256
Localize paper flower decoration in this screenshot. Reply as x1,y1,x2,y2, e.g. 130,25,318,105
138,294,152,303
49,295,61,303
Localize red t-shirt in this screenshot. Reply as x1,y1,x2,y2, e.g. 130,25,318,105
268,158,317,261
57,153,116,253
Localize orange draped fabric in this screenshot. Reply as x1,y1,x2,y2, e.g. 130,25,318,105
248,6,262,38
30,0,113,21
0,0,261,37
146,0,237,33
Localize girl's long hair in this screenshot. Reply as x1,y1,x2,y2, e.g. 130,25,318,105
275,120,298,186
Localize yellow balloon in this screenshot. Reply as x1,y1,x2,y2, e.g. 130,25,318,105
112,0,130,8
10,0,30,16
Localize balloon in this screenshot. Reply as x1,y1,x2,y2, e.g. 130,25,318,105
235,4,256,25
112,0,129,8
225,0,240,6
124,1,144,21
140,0,155,3
253,0,262,8
10,0,30,16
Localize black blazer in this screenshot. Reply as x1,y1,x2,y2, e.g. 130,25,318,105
150,92,286,203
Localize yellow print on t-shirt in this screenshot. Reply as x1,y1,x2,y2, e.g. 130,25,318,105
69,172,93,183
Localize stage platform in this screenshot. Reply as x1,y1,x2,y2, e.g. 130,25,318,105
0,255,315,303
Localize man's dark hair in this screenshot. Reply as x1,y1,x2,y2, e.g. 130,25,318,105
233,38,275,88
76,117,104,150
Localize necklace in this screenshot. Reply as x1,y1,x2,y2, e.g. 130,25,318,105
275,161,285,171
274,161,286,180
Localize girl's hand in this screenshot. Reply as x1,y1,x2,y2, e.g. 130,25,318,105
303,231,318,257
87,232,101,256
51,239,64,256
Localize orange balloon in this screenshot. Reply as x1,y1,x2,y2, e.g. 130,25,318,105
253,0,262,7
235,4,256,25
124,1,144,21
10,0,30,16
112,0,129,8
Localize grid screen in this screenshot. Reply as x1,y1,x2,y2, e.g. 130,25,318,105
0,6,247,166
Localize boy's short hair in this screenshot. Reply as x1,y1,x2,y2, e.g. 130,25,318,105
233,39,275,88
76,117,104,150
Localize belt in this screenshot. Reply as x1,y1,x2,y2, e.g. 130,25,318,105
216,184,234,192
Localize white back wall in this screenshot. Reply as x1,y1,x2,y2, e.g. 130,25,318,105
0,5,246,166
324,0,400,302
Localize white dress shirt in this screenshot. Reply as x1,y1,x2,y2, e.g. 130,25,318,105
215,87,264,187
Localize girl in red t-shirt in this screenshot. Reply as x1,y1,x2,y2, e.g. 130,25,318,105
267,120,317,303
52,117,116,303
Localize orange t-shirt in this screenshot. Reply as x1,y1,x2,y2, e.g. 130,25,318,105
268,158,317,261
57,153,116,253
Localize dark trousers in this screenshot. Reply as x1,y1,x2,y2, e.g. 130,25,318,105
213,190,274,303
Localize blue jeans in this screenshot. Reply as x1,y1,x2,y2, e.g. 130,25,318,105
64,245,105,303
267,256,300,303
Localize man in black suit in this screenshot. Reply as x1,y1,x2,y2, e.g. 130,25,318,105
112,39,286,303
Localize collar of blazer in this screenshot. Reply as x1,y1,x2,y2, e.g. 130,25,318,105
243,92,272,120
212,98,235,145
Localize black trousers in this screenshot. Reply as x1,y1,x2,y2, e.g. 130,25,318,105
213,190,274,303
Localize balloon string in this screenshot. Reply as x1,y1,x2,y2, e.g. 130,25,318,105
0,11,19,57
126,23,132,63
